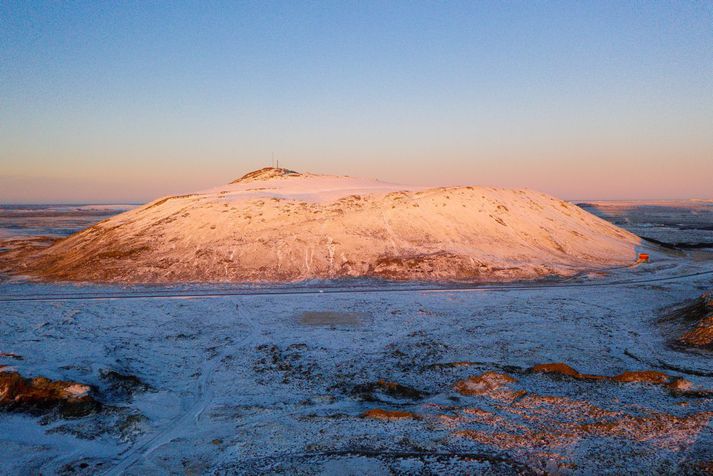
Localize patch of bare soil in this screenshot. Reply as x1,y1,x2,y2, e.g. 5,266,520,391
298,311,365,327
362,408,418,421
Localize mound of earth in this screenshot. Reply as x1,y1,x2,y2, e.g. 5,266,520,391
529,362,713,397
660,293,713,350
0,371,98,417
3,168,641,283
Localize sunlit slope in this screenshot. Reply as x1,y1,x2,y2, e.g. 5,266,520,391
20,168,640,283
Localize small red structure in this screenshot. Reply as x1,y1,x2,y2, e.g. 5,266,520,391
638,253,650,263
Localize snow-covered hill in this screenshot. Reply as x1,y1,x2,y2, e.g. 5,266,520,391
12,168,641,283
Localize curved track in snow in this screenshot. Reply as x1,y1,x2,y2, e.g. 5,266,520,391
99,301,258,476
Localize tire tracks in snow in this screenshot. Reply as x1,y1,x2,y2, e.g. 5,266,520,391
100,300,258,475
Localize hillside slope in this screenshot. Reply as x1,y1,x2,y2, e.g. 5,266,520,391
10,168,641,283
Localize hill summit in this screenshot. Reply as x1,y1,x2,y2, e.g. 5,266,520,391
230,167,301,184
7,169,641,283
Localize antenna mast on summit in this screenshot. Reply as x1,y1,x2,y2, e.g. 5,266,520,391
271,152,274,168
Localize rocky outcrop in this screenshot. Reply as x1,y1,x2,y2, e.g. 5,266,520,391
0,371,99,417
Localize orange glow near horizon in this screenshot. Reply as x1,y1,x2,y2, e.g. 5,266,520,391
2,142,711,203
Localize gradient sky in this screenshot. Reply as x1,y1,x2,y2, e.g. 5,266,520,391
1,1,711,203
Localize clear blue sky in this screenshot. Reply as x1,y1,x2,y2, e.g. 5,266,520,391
1,1,711,202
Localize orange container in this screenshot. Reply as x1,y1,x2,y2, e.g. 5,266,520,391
638,253,650,262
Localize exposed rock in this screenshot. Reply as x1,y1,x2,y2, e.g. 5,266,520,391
0,371,99,417
667,377,713,399
0,236,61,275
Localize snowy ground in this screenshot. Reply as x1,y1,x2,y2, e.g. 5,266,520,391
1,249,712,474
1,202,712,474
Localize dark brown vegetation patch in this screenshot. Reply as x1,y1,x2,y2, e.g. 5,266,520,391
660,293,713,350
352,379,425,401
362,408,417,421
529,362,712,398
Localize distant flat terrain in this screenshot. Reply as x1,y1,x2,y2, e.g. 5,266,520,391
579,199,713,247
0,204,134,240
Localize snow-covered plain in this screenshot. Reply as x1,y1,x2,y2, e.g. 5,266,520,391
1,245,713,474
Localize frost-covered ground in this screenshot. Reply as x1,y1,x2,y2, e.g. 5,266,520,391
1,248,713,474
1,202,712,475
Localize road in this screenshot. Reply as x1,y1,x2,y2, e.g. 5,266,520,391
1,269,712,303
